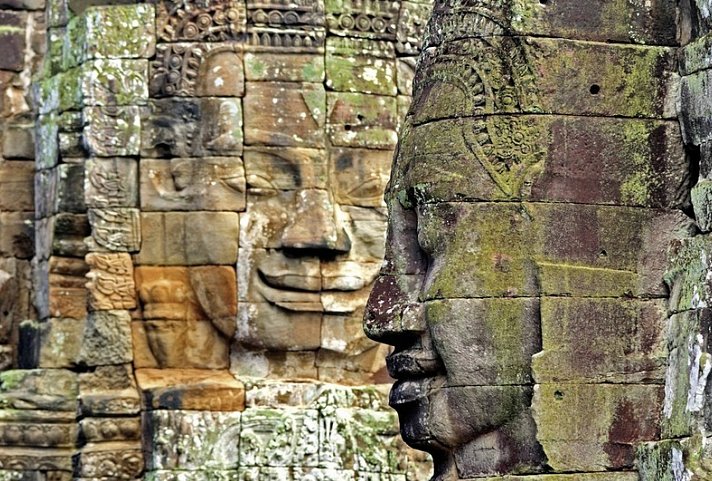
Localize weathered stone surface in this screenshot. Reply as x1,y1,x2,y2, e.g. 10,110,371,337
413,202,688,299
666,235,712,313
140,157,246,212
0,212,33,259
412,39,677,124
78,310,133,366
243,82,326,148
33,318,84,368
39,256,89,320
136,369,245,411
326,93,398,149
243,146,327,190
0,369,78,412
79,365,140,416
85,252,136,310
231,349,318,379
84,157,138,208
87,208,141,252
533,298,668,384
82,106,141,157
0,161,34,211
0,447,74,471
137,212,239,265
3,122,35,159
76,441,143,479
0,10,26,72
63,3,155,67
80,416,141,443
146,410,242,470
35,213,90,259
0,420,77,447
325,37,397,95
244,52,324,82
398,116,688,207
140,98,243,158
533,383,663,471
330,148,391,207
156,1,246,42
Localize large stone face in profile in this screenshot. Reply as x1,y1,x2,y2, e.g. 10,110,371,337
362,0,705,479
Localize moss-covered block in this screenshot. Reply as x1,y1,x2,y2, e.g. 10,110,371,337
82,105,141,157
244,52,324,83
680,69,712,146
510,0,677,45
35,113,59,170
400,115,687,207
534,298,668,384
325,37,397,95
665,235,712,313
692,179,712,232
81,59,148,106
533,383,663,472
63,3,155,68
326,92,398,149
426,298,541,386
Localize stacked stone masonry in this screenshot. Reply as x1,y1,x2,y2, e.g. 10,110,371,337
0,0,434,479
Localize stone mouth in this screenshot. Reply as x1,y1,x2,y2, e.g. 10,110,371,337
255,268,372,314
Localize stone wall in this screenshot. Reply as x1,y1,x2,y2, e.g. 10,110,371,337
0,0,43,371
0,0,433,479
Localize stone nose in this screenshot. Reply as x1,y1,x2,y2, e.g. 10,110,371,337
279,188,351,253
363,274,426,345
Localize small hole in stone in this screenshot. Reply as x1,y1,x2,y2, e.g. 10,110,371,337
356,114,365,122
599,249,608,258
539,0,548,4
345,124,352,131
554,390,564,400
589,84,601,95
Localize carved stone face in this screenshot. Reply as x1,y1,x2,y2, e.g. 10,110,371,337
364,1,684,478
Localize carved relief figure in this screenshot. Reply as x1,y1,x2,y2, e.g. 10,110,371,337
365,0,690,479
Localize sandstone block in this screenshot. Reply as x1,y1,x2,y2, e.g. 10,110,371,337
533,383,663,471
330,148,391,207
134,320,229,369
78,310,133,366
243,146,327,190
325,37,396,95
146,410,242,470
0,447,73,471
76,441,143,479
0,11,26,72
80,416,141,443
85,252,136,310
39,256,89,320
156,2,246,42
35,318,84,368
136,368,245,411
244,52,324,82
236,302,321,351
0,212,33,259
415,202,690,299
87,208,141,252
316,344,390,384
63,4,155,67
0,369,78,412
35,213,90,260
84,157,139,208
81,59,148,106
533,298,668,383
79,365,140,416
240,407,319,467
396,2,431,55
83,106,141,157
231,348,318,379
412,39,676,124
400,116,688,207
3,122,35,159
35,114,59,169
326,93,398,149
0,420,77,447
244,82,326,148
137,212,239,265
0,161,34,212
149,43,245,97
508,0,677,45
140,98,243,158
140,157,246,212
